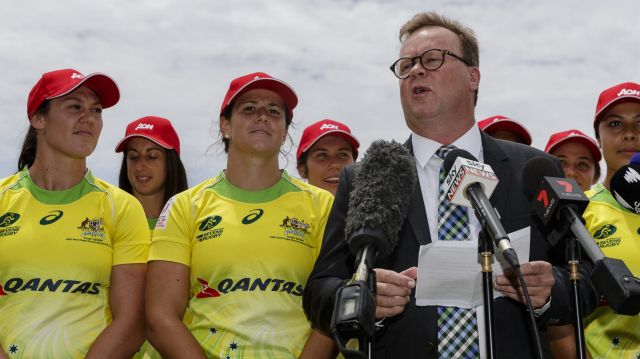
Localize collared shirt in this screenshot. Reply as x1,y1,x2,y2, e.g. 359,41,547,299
411,126,484,243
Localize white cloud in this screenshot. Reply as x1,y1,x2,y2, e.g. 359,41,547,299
0,0,638,185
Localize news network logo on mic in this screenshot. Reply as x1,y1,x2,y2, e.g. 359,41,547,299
611,154,640,214
444,157,498,207
533,177,588,225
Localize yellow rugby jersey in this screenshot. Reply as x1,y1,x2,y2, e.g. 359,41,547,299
583,183,640,358
148,171,333,359
0,168,150,359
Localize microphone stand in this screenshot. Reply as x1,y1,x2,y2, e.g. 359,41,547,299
567,235,587,358
479,230,496,359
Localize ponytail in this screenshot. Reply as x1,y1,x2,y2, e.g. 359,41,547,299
17,127,37,171
19,100,49,171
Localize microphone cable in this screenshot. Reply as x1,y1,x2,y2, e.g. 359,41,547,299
513,265,544,359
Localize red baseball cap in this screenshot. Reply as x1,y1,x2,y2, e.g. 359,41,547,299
27,68,119,117
544,129,601,162
296,119,360,160
115,116,181,155
220,72,298,117
478,115,532,145
594,82,640,125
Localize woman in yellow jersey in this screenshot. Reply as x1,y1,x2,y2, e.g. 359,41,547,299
115,116,188,358
145,72,334,358
296,119,360,196
581,82,640,359
543,129,601,359
115,116,188,231
295,119,359,358
0,69,149,359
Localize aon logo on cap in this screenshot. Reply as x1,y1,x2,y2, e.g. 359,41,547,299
320,123,339,130
135,123,154,130
617,88,640,97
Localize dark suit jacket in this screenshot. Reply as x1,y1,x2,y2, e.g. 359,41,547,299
303,133,598,358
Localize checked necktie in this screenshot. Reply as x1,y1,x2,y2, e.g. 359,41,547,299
435,145,480,358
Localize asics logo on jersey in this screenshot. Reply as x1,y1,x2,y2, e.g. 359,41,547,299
0,212,20,227
593,224,617,239
40,210,63,225
242,209,264,224
135,123,154,131
199,215,222,231
1,277,101,295
70,73,84,79
194,277,304,299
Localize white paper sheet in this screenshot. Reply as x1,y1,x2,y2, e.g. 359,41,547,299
415,226,531,308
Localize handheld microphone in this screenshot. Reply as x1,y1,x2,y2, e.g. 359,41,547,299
610,153,640,214
522,156,640,315
442,149,520,268
332,140,416,345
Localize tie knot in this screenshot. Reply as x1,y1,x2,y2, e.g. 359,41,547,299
435,145,457,160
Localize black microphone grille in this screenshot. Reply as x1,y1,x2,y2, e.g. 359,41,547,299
346,140,417,257
521,156,563,202
443,148,477,175
610,163,640,214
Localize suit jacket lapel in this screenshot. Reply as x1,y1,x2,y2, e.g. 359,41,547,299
404,137,431,245
481,133,511,217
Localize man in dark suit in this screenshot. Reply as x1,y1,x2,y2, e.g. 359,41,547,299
303,11,598,358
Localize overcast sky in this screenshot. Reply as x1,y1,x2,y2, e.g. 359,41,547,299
1,0,638,186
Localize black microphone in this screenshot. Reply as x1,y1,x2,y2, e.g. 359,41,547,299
521,157,598,257
332,140,416,347
610,153,640,214
442,149,520,268
345,139,416,280
522,156,640,315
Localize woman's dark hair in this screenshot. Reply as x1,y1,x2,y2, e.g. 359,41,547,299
119,148,188,205
593,160,601,184
220,101,293,153
18,100,50,171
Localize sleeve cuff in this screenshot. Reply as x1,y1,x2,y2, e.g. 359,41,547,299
533,296,552,317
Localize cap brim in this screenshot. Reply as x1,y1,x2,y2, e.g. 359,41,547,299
223,78,298,115
49,73,120,109
115,134,174,153
547,135,602,162
298,130,360,159
594,96,640,124
483,121,532,145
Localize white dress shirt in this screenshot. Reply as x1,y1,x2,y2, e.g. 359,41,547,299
411,126,485,243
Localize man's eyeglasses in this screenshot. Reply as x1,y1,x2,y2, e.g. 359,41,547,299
389,49,471,79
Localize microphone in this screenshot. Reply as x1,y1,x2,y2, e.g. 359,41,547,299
521,157,596,256
332,140,416,345
610,153,640,214
442,149,520,268
345,139,416,280
521,156,640,315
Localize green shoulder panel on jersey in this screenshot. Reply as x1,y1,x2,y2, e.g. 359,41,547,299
1,167,104,205
0,168,142,218
204,170,332,204
585,182,627,212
